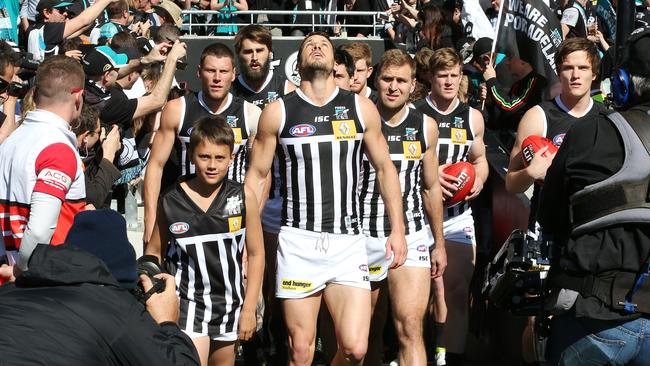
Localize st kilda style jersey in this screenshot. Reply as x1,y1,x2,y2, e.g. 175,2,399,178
360,108,430,237
232,70,290,109
164,92,251,187
277,88,365,234
162,178,246,337
413,97,475,218
527,96,606,231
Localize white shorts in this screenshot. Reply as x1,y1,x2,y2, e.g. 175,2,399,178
182,329,238,342
276,226,370,298
261,197,282,235
443,209,476,246
365,228,433,282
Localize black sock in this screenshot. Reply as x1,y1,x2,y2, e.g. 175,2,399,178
433,321,446,352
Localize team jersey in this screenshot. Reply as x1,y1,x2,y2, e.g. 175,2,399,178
360,107,429,237
232,70,290,200
164,92,252,188
528,96,606,231
232,70,289,109
0,110,86,251
162,178,246,337
414,96,475,218
277,88,365,234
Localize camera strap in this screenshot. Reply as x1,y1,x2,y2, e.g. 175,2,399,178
621,253,650,313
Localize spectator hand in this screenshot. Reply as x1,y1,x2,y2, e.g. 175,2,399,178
143,41,170,65
167,41,188,63
483,63,496,81
65,50,83,61
0,264,15,283
238,309,256,341
102,125,121,162
141,273,180,324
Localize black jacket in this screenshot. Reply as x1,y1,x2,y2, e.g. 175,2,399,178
84,156,121,208
0,244,200,366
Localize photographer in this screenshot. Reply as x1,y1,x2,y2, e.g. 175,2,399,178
539,28,650,364
0,40,20,144
0,209,200,365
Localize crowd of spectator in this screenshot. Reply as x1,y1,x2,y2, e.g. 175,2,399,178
0,0,649,364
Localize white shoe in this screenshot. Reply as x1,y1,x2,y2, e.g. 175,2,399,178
435,352,446,366
388,357,399,366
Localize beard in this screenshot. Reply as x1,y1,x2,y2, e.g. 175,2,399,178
242,58,271,82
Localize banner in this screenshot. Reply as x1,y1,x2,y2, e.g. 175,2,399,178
495,0,563,81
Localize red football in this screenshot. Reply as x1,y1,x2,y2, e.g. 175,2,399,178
443,161,476,207
521,135,558,167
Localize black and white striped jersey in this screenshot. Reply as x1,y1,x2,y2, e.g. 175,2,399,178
359,107,429,237
162,178,247,337
232,71,291,200
166,92,251,185
232,70,289,109
277,88,365,234
413,96,474,218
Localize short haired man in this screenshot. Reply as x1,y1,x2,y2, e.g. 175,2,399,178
27,0,119,62
89,0,131,45
540,28,650,365
360,48,447,366
506,38,606,235
0,209,201,366
143,43,261,243
413,47,489,363
334,48,355,91
245,32,407,365
0,56,87,275
340,42,377,100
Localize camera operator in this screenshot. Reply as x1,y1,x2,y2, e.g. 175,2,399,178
0,209,200,365
0,40,21,144
539,28,650,364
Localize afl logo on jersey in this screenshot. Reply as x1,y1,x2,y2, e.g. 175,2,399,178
290,124,316,137
169,222,190,234
552,133,565,147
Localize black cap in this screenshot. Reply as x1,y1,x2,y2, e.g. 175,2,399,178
620,27,650,78
471,37,493,62
36,0,73,13
81,45,129,77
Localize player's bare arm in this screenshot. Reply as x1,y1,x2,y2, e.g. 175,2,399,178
244,100,280,207
465,107,489,200
359,95,407,268
145,204,169,263
240,185,265,341
143,97,182,247
505,107,553,193
421,115,447,277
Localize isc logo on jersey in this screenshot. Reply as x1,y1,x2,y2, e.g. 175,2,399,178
332,120,357,140
289,124,316,137
169,222,190,234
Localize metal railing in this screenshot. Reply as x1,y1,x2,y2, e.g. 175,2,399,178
181,10,387,37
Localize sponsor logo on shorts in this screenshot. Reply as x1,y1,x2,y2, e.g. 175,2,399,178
169,222,189,234
369,265,382,275
417,245,427,252
359,264,368,272
281,279,313,291
463,226,473,233
289,124,316,137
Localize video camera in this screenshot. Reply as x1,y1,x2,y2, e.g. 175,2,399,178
483,229,552,316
